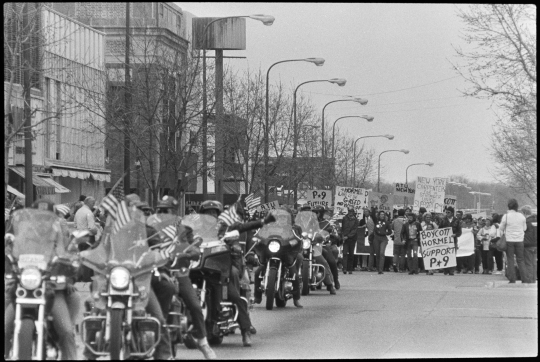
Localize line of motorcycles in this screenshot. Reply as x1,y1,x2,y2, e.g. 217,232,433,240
5,208,332,360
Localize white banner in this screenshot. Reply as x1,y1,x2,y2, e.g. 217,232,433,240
385,236,394,257
368,192,395,213
334,186,369,220
456,227,475,257
413,176,447,213
255,200,279,213
306,189,333,208
420,227,457,270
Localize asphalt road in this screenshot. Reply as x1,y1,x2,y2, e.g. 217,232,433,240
75,271,537,359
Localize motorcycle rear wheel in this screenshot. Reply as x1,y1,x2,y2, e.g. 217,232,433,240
266,268,278,310
18,318,35,360
301,262,310,296
109,309,123,360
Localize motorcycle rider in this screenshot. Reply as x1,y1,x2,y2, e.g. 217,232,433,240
312,205,340,290
4,199,78,360
253,206,305,308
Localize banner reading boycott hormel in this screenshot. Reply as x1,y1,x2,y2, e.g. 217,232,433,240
255,200,279,213
306,189,332,208
334,186,369,219
420,227,457,270
412,176,447,213
368,192,394,212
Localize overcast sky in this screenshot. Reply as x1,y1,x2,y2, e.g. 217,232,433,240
179,3,499,186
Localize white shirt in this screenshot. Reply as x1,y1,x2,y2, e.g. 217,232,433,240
499,210,526,242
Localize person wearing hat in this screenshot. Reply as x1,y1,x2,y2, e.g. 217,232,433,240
438,206,462,275
341,207,359,275
391,209,408,273
146,195,179,227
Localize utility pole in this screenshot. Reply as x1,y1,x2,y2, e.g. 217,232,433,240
215,49,224,203
23,3,33,206
124,2,131,194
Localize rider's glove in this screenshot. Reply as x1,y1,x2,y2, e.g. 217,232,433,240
263,213,276,225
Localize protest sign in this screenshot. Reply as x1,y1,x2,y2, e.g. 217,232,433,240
412,176,447,213
255,200,279,213
334,186,369,219
368,192,395,212
443,195,457,212
354,231,371,255
394,183,416,198
419,227,457,270
306,189,333,208
384,236,394,257
456,227,475,257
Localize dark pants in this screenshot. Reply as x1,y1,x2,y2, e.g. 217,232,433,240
151,274,177,323
176,276,206,339
373,236,388,273
146,288,173,359
506,242,527,283
406,240,419,273
523,247,537,283
474,249,482,272
368,239,377,270
5,292,77,360
482,249,494,272
322,246,339,286
443,244,457,275
342,241,356,272
493,249,504,271
393,244,406,271
228,266,251,331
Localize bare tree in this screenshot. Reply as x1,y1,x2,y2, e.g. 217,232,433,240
451,4,537,203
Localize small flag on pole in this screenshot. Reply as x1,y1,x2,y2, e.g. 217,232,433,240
218,202,243,226
160,225,177,241
112,200,132,234
55,204,71,216
245,191,262,210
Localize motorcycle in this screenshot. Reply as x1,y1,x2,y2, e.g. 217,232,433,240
79,207,169,360
252,209,302,310
5,208,79,360
181,213,245,346
295,211,329,295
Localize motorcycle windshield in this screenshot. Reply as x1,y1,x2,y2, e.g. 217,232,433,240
181,214,219,243
152,214,181,242
258,209,294,240
11,209,66,263
295,211,320,235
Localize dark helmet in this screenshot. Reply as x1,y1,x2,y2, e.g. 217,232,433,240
31,199,56,212
300,204,311,211
199,200,223,215
312,205,326,213
156,196,179,209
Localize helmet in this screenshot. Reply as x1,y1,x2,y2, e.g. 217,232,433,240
300,204,311,211
312,205,326,213
157,196,179,209
199,200,223,215
31,199,56,212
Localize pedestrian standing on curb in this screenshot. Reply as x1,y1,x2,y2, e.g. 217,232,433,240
341,207,359,274
391,209,407,273
367,207,378,271
520,205,537,283
478,218,494,274
473,218,483,273
460,214,478,274
373,210,393,274
500,199,528,284
490,213,505,274
438,206,462,276
401,213,422,275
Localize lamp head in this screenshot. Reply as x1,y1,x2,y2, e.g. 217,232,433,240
385,134,394,140
361,115,374,122
328,78,347,86
353,97,368,105
249,14,275,26
304,57,325,66
426,162,434,167
400,149,409,154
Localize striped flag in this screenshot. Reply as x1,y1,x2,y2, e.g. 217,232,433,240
112,180,125,201
99,194,120,219
112,200,132,234
245,191,262,210
55,204,71,216
218,202,243,226
160,225,177,241
5,208,11,221
329,210,345,226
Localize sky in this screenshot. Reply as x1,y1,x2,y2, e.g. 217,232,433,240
178,3,500,186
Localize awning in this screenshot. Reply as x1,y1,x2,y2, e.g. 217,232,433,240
38,176,71,194
7,185,25,199
45,161,111,182
10,167,56,195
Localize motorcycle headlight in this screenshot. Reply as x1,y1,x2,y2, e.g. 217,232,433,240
110,267,130,290
303,239,311,249
268,240,281,253
20,268,42,290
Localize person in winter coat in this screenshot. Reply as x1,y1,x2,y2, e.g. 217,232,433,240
372,210,393,274
391,209,407,273
438,206,462,276
401,213,422,274
341,207,359,274
520,205,537,284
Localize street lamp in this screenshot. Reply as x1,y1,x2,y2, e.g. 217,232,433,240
377,149,409,192
405,162,434,185
292,78,345,205
264,57,325,203
352,135,393,187
200,14,274,199
331,115,374,161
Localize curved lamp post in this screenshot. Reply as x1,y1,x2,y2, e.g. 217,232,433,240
264,57,325,203
331,115,374,161
200,14,274,199
377,149,409,192
352,135,393,187
292,78,346,204
405,162,434,185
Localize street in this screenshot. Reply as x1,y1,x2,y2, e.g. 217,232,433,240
75,272,537,359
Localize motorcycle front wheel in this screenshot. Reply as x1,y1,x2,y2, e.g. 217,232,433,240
302,262,310,296
266,268,277,310
18,318,35,360
109,309,124,360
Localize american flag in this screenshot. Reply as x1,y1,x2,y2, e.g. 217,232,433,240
245,191,262,210
218,202,243,226
55,204,71,216
160,225,177,241
112,200,132,234
112,180,125,201
5,208,10,221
